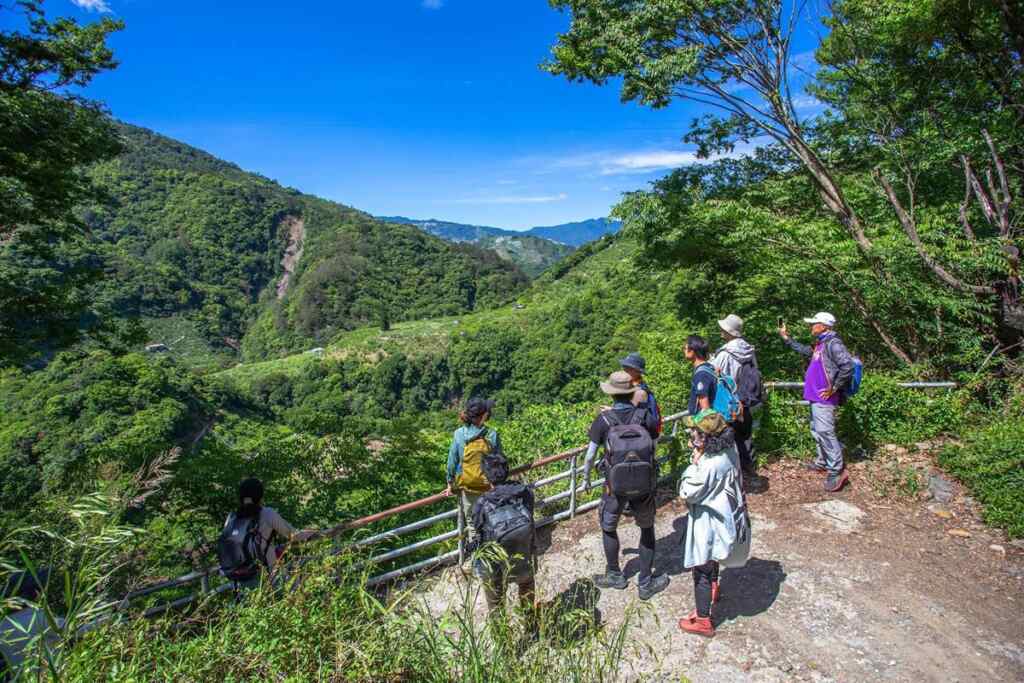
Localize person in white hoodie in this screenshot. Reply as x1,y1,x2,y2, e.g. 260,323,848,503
677,409,752,638
711,314,764,485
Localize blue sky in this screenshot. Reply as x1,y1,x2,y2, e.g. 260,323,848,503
50,0,824,229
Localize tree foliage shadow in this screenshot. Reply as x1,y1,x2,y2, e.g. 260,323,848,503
536,578,603,647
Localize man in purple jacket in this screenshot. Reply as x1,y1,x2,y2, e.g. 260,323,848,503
779,312,856,492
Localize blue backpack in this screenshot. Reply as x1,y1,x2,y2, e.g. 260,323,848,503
695,365,742,422
824,338,864,397
847,357,864,396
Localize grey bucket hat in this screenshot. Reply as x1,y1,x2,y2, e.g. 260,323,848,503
600,370,635,396
718,314,744,337
619,352,647,374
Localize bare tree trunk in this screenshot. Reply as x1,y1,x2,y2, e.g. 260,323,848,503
781,123,875,259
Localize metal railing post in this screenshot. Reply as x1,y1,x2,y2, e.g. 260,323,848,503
569,453,578,518
200,574,210,595
456,495,465,565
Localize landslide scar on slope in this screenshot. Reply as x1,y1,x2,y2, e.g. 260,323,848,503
276,216,305,300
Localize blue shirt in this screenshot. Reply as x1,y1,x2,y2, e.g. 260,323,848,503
446,424,502,483
688,363,717,416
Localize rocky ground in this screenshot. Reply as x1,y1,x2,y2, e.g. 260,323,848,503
412,452,1024,682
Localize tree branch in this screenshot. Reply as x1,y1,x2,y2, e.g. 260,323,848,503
982,129,1013,236
762,237,915,365
959,160,977,241
875,170,997,295
962,155,1000,227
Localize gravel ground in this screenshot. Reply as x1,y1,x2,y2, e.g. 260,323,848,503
412,457,1024,682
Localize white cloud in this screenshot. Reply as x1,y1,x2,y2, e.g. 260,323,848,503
72,0,111,12
437,193,568,205
792,95,825,111
422,0,443,8
547,140,768,176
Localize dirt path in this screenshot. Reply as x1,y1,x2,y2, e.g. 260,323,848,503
415,459,1024,681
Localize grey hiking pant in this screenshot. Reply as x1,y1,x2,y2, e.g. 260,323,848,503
810,403,844,474
460,491,481,544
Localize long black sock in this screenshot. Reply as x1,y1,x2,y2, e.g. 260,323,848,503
693,561,714,618
601,530,621,573
638,526,656,585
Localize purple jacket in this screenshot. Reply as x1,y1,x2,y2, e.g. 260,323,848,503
784,333,856,402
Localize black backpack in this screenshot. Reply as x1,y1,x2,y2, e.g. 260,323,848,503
729,353,765,410
603,409,656,498
480,490,534,579
217,512,267,582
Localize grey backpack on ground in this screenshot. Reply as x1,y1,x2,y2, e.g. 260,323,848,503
217,513,266,582
480,490,534,579
603,409,657,498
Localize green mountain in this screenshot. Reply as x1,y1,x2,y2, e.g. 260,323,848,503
378,216,575,277
83,125,530,368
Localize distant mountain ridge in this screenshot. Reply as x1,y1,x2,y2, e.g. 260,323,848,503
380,216,621,248
524,217,622,247
378,215,621,276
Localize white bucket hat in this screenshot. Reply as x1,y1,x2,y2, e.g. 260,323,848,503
717,313,744,337
802,311,837,327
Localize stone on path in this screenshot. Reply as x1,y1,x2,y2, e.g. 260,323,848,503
802,500,866,533
928,473,956,503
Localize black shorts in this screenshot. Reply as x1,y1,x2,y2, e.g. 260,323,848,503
599,491,656,532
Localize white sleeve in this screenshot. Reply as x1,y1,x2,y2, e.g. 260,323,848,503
711,350,727,373
582,441,600,484
679,463,714,504
263,508,297,540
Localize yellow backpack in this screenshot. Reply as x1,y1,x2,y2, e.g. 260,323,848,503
456,435,492,493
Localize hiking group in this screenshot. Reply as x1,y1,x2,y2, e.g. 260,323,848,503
444,311,859,639
207,310,859,636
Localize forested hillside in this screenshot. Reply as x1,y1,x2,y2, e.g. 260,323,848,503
81,125,529,368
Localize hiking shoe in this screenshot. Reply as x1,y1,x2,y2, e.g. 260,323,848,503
711,580,720,605
678,611,715,637
804,461,829,474
592,570,628,590
824,470,850,492
638,574,669,601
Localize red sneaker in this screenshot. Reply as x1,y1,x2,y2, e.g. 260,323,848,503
824,470,850,493
678,612,715,637
711,580,720,605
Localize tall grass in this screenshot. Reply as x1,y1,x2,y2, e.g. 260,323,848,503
55,552,635,682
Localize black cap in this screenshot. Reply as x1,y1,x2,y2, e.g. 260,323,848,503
239,477,264,505
482,452,509,485
464,397,496,421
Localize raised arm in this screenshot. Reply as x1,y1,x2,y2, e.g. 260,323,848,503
446,436,461,486
780,323,812,357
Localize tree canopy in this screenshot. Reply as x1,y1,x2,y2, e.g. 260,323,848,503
0,0,124,364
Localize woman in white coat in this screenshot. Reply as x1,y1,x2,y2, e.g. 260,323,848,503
678,409,752,637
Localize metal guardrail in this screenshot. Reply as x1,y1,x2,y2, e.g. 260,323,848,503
92,379,959,623
95,411,690,624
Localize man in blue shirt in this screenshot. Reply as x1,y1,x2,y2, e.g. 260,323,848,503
685,335,717,416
